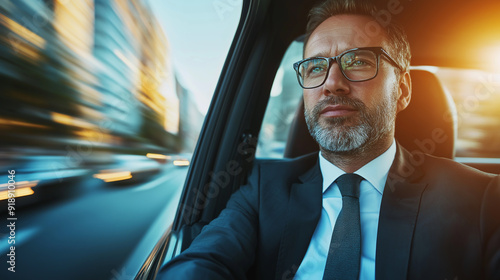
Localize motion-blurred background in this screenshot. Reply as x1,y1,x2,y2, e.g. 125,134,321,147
0,0,499,279
0,0,241,279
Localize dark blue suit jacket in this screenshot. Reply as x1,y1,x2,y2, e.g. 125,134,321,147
160,144,500,280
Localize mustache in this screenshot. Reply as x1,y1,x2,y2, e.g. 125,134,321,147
311,96,367,116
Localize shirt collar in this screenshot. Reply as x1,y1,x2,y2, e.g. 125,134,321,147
319,139,397,195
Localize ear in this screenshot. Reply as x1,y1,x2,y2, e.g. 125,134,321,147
396,71,411,113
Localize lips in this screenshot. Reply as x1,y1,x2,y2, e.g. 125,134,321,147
320,104,358,117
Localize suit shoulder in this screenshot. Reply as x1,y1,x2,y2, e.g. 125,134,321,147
254,152,318,171
422,154,496,179
250,152,319,182
416,154,497,194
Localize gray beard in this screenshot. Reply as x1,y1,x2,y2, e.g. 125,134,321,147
304,93,397,154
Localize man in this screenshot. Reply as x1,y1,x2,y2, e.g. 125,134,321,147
160,0,500,279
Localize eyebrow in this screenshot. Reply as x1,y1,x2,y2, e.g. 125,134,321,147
305,48,352,60
305,51,334,59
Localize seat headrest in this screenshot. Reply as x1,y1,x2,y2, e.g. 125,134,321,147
284,69,457,159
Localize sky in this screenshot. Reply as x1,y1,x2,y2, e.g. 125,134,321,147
147,0,243,114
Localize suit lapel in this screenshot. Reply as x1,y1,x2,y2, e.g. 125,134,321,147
275,159,323,280
376,144,428,280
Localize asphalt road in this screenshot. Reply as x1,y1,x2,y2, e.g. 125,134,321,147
0,163,188,280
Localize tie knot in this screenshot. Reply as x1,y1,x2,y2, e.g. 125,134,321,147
336,173,363,198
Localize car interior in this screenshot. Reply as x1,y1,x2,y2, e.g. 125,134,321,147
150,0,500,278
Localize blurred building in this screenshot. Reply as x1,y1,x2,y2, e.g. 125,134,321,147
176,78,204,153
0,0,181,156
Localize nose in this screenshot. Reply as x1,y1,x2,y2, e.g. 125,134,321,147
322,62,350,96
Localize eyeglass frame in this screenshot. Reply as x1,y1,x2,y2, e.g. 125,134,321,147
292,47,403,89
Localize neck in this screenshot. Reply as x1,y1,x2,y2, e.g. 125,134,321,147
320,135,394,173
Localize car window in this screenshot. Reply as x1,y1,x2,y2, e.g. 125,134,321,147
256,41,303,158
257,41,500,162
433,68,500,159
0,0,242,279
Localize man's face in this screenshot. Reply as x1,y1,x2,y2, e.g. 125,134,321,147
303,15,406,154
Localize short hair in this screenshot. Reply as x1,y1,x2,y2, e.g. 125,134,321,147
304,0,411,73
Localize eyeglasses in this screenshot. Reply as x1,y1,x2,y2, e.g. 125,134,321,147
293,47,402,89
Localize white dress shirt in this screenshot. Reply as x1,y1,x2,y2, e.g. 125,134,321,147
294,140,396,280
